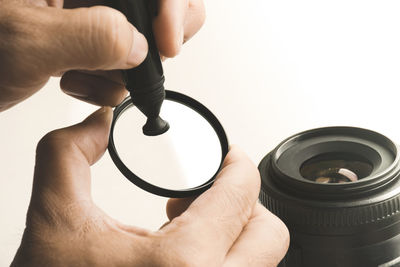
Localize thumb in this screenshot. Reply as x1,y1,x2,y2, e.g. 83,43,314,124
30,6,148,74
161,146,261,260
32,107,112,202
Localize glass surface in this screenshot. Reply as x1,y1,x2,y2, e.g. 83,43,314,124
113,100,222,190
300,153,373,183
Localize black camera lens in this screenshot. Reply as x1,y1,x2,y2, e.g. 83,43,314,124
258,127,400,267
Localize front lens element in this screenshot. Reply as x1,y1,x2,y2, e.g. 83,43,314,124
300,152,373,183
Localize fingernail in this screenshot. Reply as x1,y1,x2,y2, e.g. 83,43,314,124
128,30,148,66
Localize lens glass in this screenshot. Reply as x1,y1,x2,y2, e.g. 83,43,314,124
300,152,373,183
113,99,222,190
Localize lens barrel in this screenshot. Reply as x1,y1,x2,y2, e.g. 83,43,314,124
259,127,400,267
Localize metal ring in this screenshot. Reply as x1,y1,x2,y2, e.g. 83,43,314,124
108,90,229,198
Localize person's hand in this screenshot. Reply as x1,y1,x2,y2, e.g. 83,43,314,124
12,107,289,267
0,0,205,111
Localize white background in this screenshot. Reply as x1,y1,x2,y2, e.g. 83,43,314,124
2,0,400,265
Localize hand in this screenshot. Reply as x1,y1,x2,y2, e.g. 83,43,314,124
0,0,205,111
12,107,289,267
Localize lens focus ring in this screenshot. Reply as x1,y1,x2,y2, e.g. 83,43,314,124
260,185,400,229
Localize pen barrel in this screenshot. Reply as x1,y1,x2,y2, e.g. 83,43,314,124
110,0,168,135
112,0,164,91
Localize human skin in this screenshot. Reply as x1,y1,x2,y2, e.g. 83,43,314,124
11,107,289,266
0,0,205,110
1,0,290,265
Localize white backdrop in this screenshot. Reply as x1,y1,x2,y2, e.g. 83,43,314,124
2,0,400,265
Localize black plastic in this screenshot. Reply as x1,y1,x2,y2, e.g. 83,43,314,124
258,127,400,267
108,91,229,198
110,0,169,136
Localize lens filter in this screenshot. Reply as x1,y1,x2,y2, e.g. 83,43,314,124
108,90,229,198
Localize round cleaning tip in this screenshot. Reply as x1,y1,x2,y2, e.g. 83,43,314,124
143,116,170,136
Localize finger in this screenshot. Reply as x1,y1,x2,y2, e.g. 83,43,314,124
182,0,206,43
166,196,196,220
60,70,128,106
75,69,124,84
161,146,261,262
153,0,205,58
33,107,112,202
22,6,148,75
223,204,290,267
153,0,187,58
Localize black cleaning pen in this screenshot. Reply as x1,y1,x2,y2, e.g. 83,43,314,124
110,0,169,136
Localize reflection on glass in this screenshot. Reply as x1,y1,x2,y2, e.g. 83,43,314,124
113,100,222,190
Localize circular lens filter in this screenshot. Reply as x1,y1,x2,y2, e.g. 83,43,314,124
108,90,229,198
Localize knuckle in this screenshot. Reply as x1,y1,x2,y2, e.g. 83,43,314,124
36,130,73,159
217,176,258,223
85,6,130,68
261,207,290,252
208,184,255,241
36,130,62,154
227,184,254,220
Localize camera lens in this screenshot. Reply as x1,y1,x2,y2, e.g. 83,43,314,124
258,127,400,267
300,152,373,183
